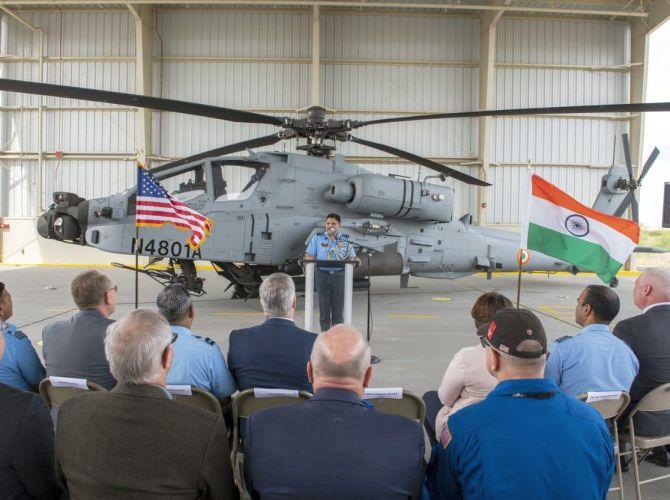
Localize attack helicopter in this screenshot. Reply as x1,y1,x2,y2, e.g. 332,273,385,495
0,78,668,298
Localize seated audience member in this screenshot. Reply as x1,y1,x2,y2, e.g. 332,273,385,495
0,282,46,391
55,309,238,499
157,284,236,399
244,325,425,499
614,267,670,460
0,314,60,499
228,272,317,392
42,270,117,389
544,285,638,396
423,292,512,444
425,308,614,500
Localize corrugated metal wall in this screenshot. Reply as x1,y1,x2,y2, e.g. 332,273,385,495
1,10,137,217
488,17,629,223
1,9,628,224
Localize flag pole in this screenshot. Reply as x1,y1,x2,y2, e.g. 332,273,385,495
135,153,144,309
516,160,533,309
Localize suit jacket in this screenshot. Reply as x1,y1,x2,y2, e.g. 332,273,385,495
55,382,238,500
0,383,59,499
614,304,670,435
228,318,317,392
42,309,117,390
244,388,425,499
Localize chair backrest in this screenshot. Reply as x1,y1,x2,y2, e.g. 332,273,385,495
577,391,630,420
629,383,670,415
364,388,426,422
234,388,312,421
169,386,222,416
39,376,106,409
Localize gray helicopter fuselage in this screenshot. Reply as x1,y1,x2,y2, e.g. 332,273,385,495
69,151,569,279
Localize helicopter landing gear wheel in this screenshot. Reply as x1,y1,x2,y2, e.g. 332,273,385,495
211,262,274,300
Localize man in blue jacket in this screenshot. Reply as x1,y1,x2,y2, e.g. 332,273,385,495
426,308,614,500
228,273,317,392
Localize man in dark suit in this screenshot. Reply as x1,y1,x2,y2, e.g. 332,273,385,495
55,309,238,499
228,273,317,392
244,324,425,499
615,267,670,440
0,308,59,499
42,270,117,389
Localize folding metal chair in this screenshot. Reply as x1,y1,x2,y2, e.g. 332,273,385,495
622,383,670,500
231,388,312,497
364,388,426,423
577,391,630,500
169,385,223,416
39,376,107,426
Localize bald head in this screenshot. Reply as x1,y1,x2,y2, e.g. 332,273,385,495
634,267,670,310
308,325,372,395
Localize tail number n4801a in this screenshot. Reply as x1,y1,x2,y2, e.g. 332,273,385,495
130,238,202,259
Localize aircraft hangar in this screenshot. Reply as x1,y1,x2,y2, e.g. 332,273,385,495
0,0,669,265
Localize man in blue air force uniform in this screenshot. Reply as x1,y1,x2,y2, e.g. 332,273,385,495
304,213,358,331
0,282,46,392
157,284,236,399
426,308,614,500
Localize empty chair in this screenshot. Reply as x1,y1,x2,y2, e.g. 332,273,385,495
623,383,670,500
364,388,426,423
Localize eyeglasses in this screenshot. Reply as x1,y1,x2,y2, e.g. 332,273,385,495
0,282,4,295
163,332,178,357
107,285,118,293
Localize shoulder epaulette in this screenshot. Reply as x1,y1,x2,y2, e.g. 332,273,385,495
316,232,325,236
194,334,217,346
554,335,572,344
7,329,27,340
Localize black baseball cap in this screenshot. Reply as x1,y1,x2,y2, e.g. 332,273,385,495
482,308,547,358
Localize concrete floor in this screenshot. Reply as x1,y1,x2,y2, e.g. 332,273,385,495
1,265,668,498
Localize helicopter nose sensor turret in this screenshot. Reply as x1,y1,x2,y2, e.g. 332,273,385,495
37,192,89,243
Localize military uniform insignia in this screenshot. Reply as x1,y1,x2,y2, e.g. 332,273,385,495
321,241,329,247
555,335,573,343
9,330,27,340
337,241,344,248
194,335,216,346
440,421,452,448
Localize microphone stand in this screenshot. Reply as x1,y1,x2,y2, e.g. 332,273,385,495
355,243,381,365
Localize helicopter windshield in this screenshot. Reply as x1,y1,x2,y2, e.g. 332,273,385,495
210,161,266,202
157,163,207,202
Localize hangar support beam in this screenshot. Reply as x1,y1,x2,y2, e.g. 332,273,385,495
477,1,508,225
129,4,154,166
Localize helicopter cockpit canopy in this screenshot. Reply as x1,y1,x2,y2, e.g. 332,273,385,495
150,159,268,203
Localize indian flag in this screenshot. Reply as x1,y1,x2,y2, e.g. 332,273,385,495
522,174,639,283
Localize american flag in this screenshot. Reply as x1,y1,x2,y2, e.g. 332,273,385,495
136,166,213,249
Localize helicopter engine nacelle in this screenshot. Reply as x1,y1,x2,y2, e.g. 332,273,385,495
325,174,454,222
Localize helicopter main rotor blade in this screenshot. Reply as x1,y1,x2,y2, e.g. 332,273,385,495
348,136,490,186
0,78,285,126
352,102,670,128
151,133,286,172
638,147,660,182
622,133,634,182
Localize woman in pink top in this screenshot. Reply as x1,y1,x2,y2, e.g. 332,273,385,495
424,292,513,444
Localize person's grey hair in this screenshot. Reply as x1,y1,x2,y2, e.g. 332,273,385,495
70,270,112,309
499,339,546,371
311,326,371,380
259,273,295,317
104,309,172,384
156,284,193,323
641,267,670,296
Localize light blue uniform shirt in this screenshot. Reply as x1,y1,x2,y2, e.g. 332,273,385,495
0,321,46,391
544,323,639,397
305,232,356,271
167,325,237,399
